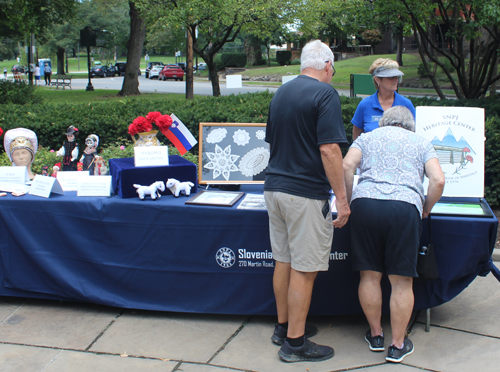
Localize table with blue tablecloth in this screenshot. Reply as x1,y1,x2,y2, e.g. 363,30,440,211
0,185,497,315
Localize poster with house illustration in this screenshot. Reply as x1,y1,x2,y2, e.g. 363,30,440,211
416,106,485,197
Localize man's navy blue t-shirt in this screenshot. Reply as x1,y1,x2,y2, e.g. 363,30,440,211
264,75,347,199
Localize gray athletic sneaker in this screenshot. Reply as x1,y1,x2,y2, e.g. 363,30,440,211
278,337,334,363
386,338,414,363
271,323,318,345
365,329,385,352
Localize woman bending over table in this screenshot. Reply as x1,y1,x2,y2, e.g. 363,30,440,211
351,58,416,141
343,106,445,363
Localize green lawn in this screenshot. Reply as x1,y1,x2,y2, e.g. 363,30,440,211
33,87,189,105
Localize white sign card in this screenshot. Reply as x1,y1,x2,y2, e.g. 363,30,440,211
77,175,112,197
56,171,90,191
282,75,298,84
29,175,64,198
0,182,31,194
0,166,29,184
416,106,485,197
226,75,242,89
134,146,169,167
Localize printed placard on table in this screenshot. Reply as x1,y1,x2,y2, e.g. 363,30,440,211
416,106,485,197
0,182,31,194
77,175,112,197
134,146,169,167
29,175,64,198
0,166,29,184
56,171,90,191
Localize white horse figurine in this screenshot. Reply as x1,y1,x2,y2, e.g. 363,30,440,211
166,178,194,197
133,181,165,200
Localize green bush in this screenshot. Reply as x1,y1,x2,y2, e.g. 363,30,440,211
0,80,43,105
220,53,247,68
214,55,224,71
276,51,292,66
417,63,429,78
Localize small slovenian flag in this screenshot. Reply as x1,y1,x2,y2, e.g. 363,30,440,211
165,113,198,155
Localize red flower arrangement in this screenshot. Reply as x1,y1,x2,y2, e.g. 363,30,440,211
0,126,3,137
128,111,173,136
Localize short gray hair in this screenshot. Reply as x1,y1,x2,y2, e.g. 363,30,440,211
300,40,334,73
379,106,415,132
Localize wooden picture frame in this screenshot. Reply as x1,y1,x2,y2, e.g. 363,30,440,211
198,123,269,185
185,190,245,207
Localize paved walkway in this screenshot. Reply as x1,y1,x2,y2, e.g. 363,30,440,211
1,262,499,372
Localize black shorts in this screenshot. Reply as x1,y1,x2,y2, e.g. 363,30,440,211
350,198,421,277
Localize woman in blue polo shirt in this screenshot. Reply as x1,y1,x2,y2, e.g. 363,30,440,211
351,58,416,141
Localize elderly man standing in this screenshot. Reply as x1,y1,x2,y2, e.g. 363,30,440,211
264,39,350,363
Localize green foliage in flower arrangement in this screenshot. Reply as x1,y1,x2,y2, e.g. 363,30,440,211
32,147,60,175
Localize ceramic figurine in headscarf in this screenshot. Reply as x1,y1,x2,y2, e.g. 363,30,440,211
79,134,99,175
56,125,79,171
3,128,38,180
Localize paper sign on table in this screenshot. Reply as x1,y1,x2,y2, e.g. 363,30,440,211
77,175,112,197
56,171,90,191
29,175,64,198
0,182,31,194
0,166,29,184
134,146,169,167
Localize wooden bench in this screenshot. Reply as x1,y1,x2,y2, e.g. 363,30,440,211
50,75,73,89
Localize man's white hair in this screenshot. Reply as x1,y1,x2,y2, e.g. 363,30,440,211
300,40,334,73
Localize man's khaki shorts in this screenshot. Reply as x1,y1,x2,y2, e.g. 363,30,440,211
264,191,333,272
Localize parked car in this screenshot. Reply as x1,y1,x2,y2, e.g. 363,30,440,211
159,65,185,81
114,62,127,76
90,65,114,78
145,62,164,78
114,62,141,77
11,65,25,73
148,65,164,79
196,62,207,70
177,62,187,71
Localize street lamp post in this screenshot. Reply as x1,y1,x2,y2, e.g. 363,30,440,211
80,26,96,91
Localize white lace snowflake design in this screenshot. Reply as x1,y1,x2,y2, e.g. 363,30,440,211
239,147,270,177
256,130,265,140
204,144,240,181
207,128,227,144
233,129,250,146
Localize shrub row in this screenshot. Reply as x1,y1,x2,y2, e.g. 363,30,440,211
0,91,499,206
276,51,292,66
220,53,247,68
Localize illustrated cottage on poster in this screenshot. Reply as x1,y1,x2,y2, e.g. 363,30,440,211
416,106,485,197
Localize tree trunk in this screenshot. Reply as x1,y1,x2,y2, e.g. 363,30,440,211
396,27,404,66
186,28,194,100
207,60,221,97
57,47,65,75
118,1,146,97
